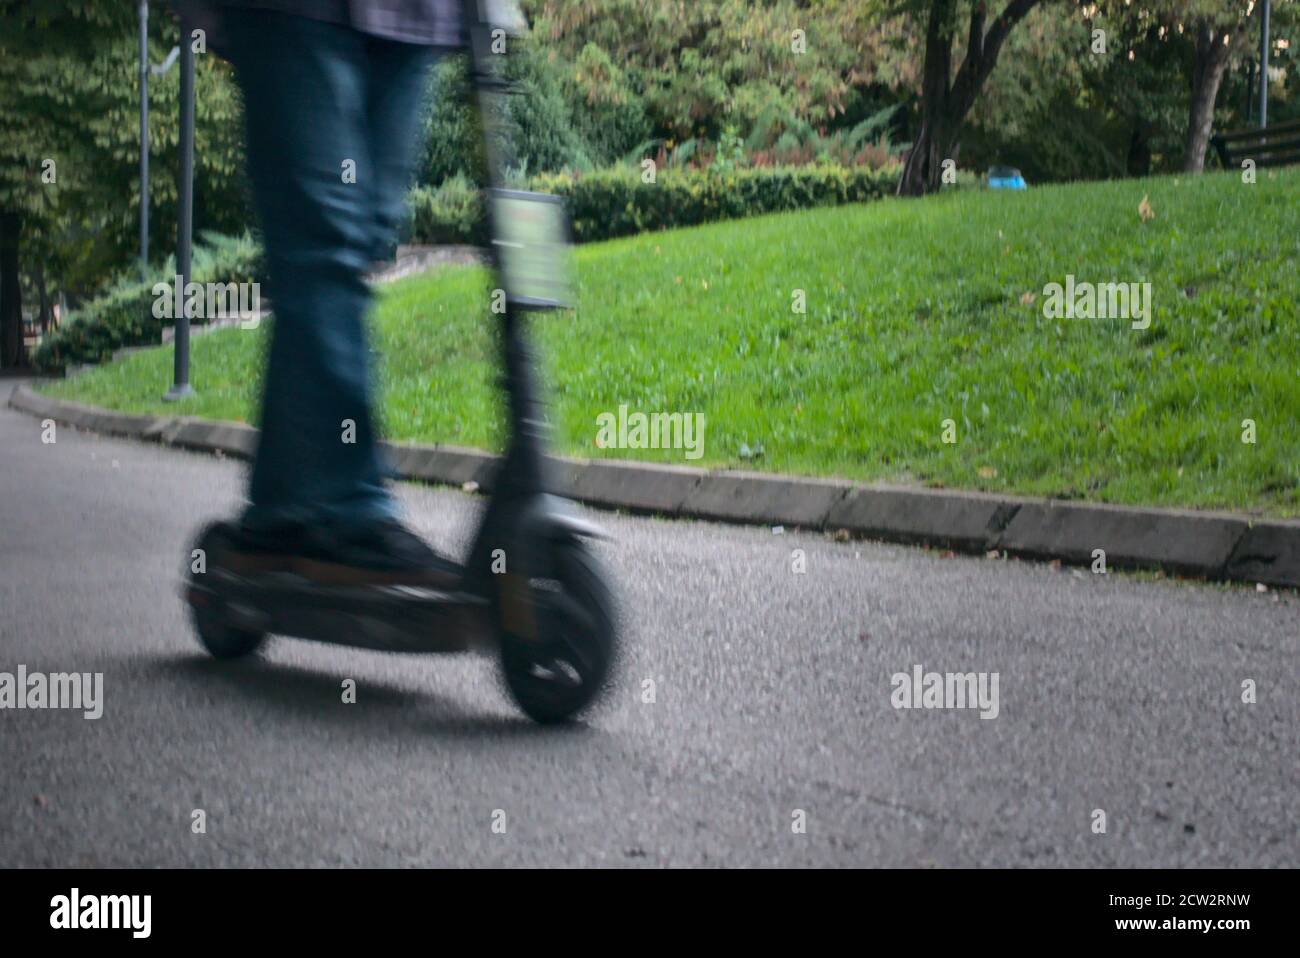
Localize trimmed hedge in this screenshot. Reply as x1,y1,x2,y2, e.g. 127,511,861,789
408,163,900,246
535,165,900,242
33,232,264,375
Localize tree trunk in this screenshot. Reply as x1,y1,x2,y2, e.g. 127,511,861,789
36,262,50,335
1184,23,1232,173
0,210,26,370
897,0,1042,197
898,0,956,196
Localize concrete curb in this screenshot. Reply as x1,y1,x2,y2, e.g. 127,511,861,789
10,384,1299,589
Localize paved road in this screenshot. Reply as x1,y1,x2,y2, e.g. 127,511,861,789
1,379,1296,867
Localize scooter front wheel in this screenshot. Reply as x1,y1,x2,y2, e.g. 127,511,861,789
498,540,617,724
186,521,268,660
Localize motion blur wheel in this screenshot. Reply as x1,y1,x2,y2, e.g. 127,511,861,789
185,521,267,660
498,540,617,724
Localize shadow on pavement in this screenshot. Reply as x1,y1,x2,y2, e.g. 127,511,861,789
138,651,599,746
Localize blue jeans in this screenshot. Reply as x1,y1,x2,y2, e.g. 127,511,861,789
224,10,434,531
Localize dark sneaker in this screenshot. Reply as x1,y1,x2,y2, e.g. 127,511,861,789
226,517,459,588
227,519,307,556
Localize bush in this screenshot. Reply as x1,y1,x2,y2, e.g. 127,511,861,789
407,174,488,246
408,163,898,246
419,46,596,188
562,43,651,166
531,164,900,243
33,231,264,374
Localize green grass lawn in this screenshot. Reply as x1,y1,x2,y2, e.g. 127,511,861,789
41,168,1300,516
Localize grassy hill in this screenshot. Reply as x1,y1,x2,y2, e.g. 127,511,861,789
39,168,1300,516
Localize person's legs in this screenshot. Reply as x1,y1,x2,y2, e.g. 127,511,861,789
349,37,436,492
224,11,427,535
363,38,437,265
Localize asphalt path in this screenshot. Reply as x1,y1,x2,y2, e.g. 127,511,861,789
1,379,1295,866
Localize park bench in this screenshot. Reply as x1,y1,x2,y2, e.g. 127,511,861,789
1211,117,1300,170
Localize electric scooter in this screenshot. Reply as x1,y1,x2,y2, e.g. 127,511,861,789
182,0,618,724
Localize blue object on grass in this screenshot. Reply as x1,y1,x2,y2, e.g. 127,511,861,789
987,165,1027,190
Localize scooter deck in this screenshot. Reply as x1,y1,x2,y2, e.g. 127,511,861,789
186,567,493,655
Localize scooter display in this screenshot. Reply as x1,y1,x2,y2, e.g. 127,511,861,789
182,0,618,724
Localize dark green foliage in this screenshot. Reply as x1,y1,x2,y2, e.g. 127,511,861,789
537,165,900,242
409,164,899,246
407,175,488,245
0,4,248,298
33,231,263,373
420,44,602,188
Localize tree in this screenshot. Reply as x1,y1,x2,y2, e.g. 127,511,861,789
0,1,247,369
526,1,879,154
1076,4,1207,178
1090,1,1291,174
0,2,128,367
1184,17,1236,172
1176,0,1298,172
893,0,1046,195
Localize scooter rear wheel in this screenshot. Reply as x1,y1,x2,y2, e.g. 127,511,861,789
187,521,268,660
499,540,617,724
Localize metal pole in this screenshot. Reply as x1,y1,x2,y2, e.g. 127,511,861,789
1259,0,1271,128
165,21,196,400
138,0,149,271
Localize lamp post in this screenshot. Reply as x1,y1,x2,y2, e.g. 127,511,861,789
1259,0,1271,129
165,22,196,401
138,1,149,271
